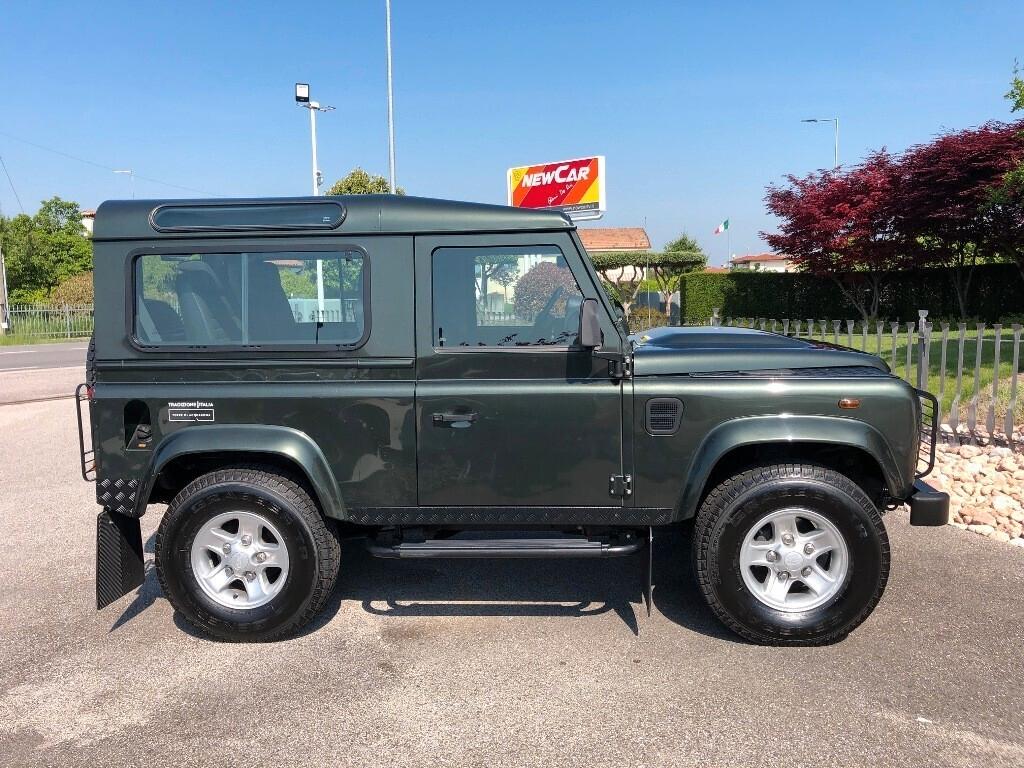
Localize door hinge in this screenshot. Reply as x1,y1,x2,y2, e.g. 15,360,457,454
609,356,632,380
609,474,633,498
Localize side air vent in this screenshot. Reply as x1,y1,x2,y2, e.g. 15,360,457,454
645,397,683,436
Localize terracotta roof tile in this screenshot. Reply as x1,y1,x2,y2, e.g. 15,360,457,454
578,227,651,252
729,252,791,264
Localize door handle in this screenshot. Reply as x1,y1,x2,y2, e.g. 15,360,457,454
432,412,478,428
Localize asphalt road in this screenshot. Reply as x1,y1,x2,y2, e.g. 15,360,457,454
0,340,88,372
0,342,87,405
1,379,1023,767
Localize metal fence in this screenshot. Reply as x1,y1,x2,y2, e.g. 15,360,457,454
711,309,1024,448
2,304,94,340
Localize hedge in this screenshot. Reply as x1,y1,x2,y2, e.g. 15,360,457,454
678,263,1024,323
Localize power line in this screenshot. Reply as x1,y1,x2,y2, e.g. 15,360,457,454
0,155,25,214
0,130,222,197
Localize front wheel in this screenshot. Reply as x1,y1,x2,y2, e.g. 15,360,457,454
692,463,890,646
155,466,340,641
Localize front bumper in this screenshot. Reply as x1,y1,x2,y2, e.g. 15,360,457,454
906,479,949,526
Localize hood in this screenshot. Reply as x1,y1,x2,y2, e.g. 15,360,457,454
629,325,889,376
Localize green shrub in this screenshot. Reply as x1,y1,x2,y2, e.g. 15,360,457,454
49,271,94,305
678,264,1024,323
628,307,666,334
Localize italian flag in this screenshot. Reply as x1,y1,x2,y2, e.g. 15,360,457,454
713,219,729,235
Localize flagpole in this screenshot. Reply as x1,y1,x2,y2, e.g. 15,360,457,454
726,219,731,266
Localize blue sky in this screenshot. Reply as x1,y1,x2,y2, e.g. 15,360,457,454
0,1,1021,265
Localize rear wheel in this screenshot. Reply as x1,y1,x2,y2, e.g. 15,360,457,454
692,463,889,646
155,466,340,641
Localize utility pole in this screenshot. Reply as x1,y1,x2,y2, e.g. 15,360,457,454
0,240,9,334
385,0,397,193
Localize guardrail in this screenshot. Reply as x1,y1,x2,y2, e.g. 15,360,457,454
711,309,1023,448
2,304,94,339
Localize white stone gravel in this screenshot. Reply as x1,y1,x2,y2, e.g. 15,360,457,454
927,441,1024,547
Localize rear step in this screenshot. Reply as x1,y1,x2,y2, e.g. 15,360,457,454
367,531,644,559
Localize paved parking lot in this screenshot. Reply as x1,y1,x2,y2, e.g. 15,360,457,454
1,369,1023,767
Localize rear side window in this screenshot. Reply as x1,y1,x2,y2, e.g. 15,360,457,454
134,250,367,347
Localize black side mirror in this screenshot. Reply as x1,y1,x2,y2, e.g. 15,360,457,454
579,298,603,348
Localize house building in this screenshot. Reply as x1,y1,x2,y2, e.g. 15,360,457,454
728,252,795,272
578,227,652,282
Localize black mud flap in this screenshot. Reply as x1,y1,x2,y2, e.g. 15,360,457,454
96,509,145,609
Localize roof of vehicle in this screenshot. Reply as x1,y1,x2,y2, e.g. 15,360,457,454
92,195,575,241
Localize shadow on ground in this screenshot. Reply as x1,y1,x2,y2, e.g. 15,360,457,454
111,525,739,644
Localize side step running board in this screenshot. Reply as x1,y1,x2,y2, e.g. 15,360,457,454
367,533,644,559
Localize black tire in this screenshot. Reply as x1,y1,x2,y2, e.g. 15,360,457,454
692,463,890,646
155,466,340,642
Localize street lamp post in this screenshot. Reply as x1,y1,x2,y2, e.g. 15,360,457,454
801,118,839,169
295,83,335,316
385,0,397,193
295,83,335,196
113,169,135,198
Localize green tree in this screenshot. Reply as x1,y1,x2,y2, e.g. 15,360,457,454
994,64,1024,282
0,196,92,302
327,168,405,196
653,233,706,317
587,251,649,313
1007,61,1024,112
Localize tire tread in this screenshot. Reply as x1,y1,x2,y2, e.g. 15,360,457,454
155,464,340,642
692,462,890,646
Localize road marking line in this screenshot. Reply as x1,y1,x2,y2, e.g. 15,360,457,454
0,345,87,354
0,364,84,374
0,393,76,407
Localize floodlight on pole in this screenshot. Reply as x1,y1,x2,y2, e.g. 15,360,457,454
801,118,840,169
295,83,335,317
113,169,135,199
295,85,335,196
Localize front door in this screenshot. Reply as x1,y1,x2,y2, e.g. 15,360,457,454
415,233,624,508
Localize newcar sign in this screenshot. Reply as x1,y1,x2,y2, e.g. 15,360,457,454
507,155,606,220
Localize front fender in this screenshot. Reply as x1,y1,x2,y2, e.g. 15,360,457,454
676,415,906,520
136,424,345,520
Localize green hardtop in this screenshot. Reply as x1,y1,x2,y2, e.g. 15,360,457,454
92,195,574,241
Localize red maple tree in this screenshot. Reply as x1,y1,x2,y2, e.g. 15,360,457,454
896,120,1024,317
764,151,905,321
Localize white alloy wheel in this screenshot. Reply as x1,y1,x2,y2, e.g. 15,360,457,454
738,507,849,612
189,510,290,609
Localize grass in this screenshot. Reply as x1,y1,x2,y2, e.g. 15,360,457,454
0,333,91,346
2,310,93,346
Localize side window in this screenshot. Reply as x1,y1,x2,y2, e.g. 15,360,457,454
432,245,584,348
134,250,366,347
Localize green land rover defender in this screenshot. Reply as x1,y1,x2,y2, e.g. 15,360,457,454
78,195,948,644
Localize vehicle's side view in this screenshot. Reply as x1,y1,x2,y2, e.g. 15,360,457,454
79,195,948,645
